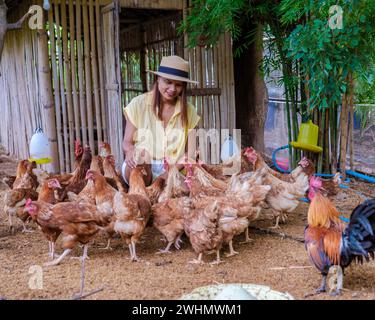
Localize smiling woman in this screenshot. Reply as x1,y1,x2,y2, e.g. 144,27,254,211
122,55,200,186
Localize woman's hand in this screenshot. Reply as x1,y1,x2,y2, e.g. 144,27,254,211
125,145,137,169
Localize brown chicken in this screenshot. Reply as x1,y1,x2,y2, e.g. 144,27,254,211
11,159,29,188
151,196,193,253
58,146,92,201
67,156,107,203
2,159,28,189
24,198,111,266
81,169,117,249
103,155,128,192
184,162,227,197
158,161,189,203
113,167,152,261
13,160,38,190
264,173,310,229
25,194,113,298
183,199,223,264
245,147,315,182
146,176,165,205
4,187,38,233
72,140,84,174
189,174,270,257
199,148,254,180
317,173,342,198
99,142,112,157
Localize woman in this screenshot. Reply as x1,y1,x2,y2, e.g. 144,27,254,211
122,55,200,186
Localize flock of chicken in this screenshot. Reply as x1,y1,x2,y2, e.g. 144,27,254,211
3,141,343,269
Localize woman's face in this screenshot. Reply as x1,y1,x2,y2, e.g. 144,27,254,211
158,77,184,103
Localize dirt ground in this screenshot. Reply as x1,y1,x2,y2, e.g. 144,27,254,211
1,146,375,300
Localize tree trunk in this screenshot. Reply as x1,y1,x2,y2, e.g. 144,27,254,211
233,23,268,152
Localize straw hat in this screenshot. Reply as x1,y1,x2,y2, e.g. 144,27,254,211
147,55,198,84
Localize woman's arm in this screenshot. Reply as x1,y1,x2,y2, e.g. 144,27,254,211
122,118,137,169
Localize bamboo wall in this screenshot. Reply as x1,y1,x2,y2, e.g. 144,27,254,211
0,0,44,162
47,0,109,173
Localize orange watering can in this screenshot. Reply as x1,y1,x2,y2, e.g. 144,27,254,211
290,120,323,153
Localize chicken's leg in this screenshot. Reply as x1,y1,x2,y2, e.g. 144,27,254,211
48,241,58,260
210,250,222,265
240,228,254,244
128,243,133,260
225,240,239,257
8,212,14,234
44,248,72,266
270,216,281,229
131,241,139,262
99,239,113,250
72,245,92,300
21,221,33,233
189,253,204,264
316,274,327,293
79,245,88,297
157,241,173,254
174,234,183,250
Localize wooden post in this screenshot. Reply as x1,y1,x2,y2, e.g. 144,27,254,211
37,24,59,173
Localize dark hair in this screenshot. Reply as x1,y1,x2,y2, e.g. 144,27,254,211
151,79,188,128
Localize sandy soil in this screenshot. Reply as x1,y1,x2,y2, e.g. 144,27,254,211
0,146,375,300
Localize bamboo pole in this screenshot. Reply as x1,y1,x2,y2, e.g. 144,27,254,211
330,104,338,173
89,0,102,147
55,2,69,173
37,23,59,173
48,7,64,172
339,74,350,179
317,109,325,173
69,0,81,144
96,0,107,142
61,0,74,171
76,0,88,147
349,77,354,170
324,108,330,172
82,0,94,151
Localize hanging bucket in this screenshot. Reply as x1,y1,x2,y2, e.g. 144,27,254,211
290,120,323,153
29,127,52,164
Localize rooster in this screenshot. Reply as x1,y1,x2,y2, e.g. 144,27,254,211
305,179,375,295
